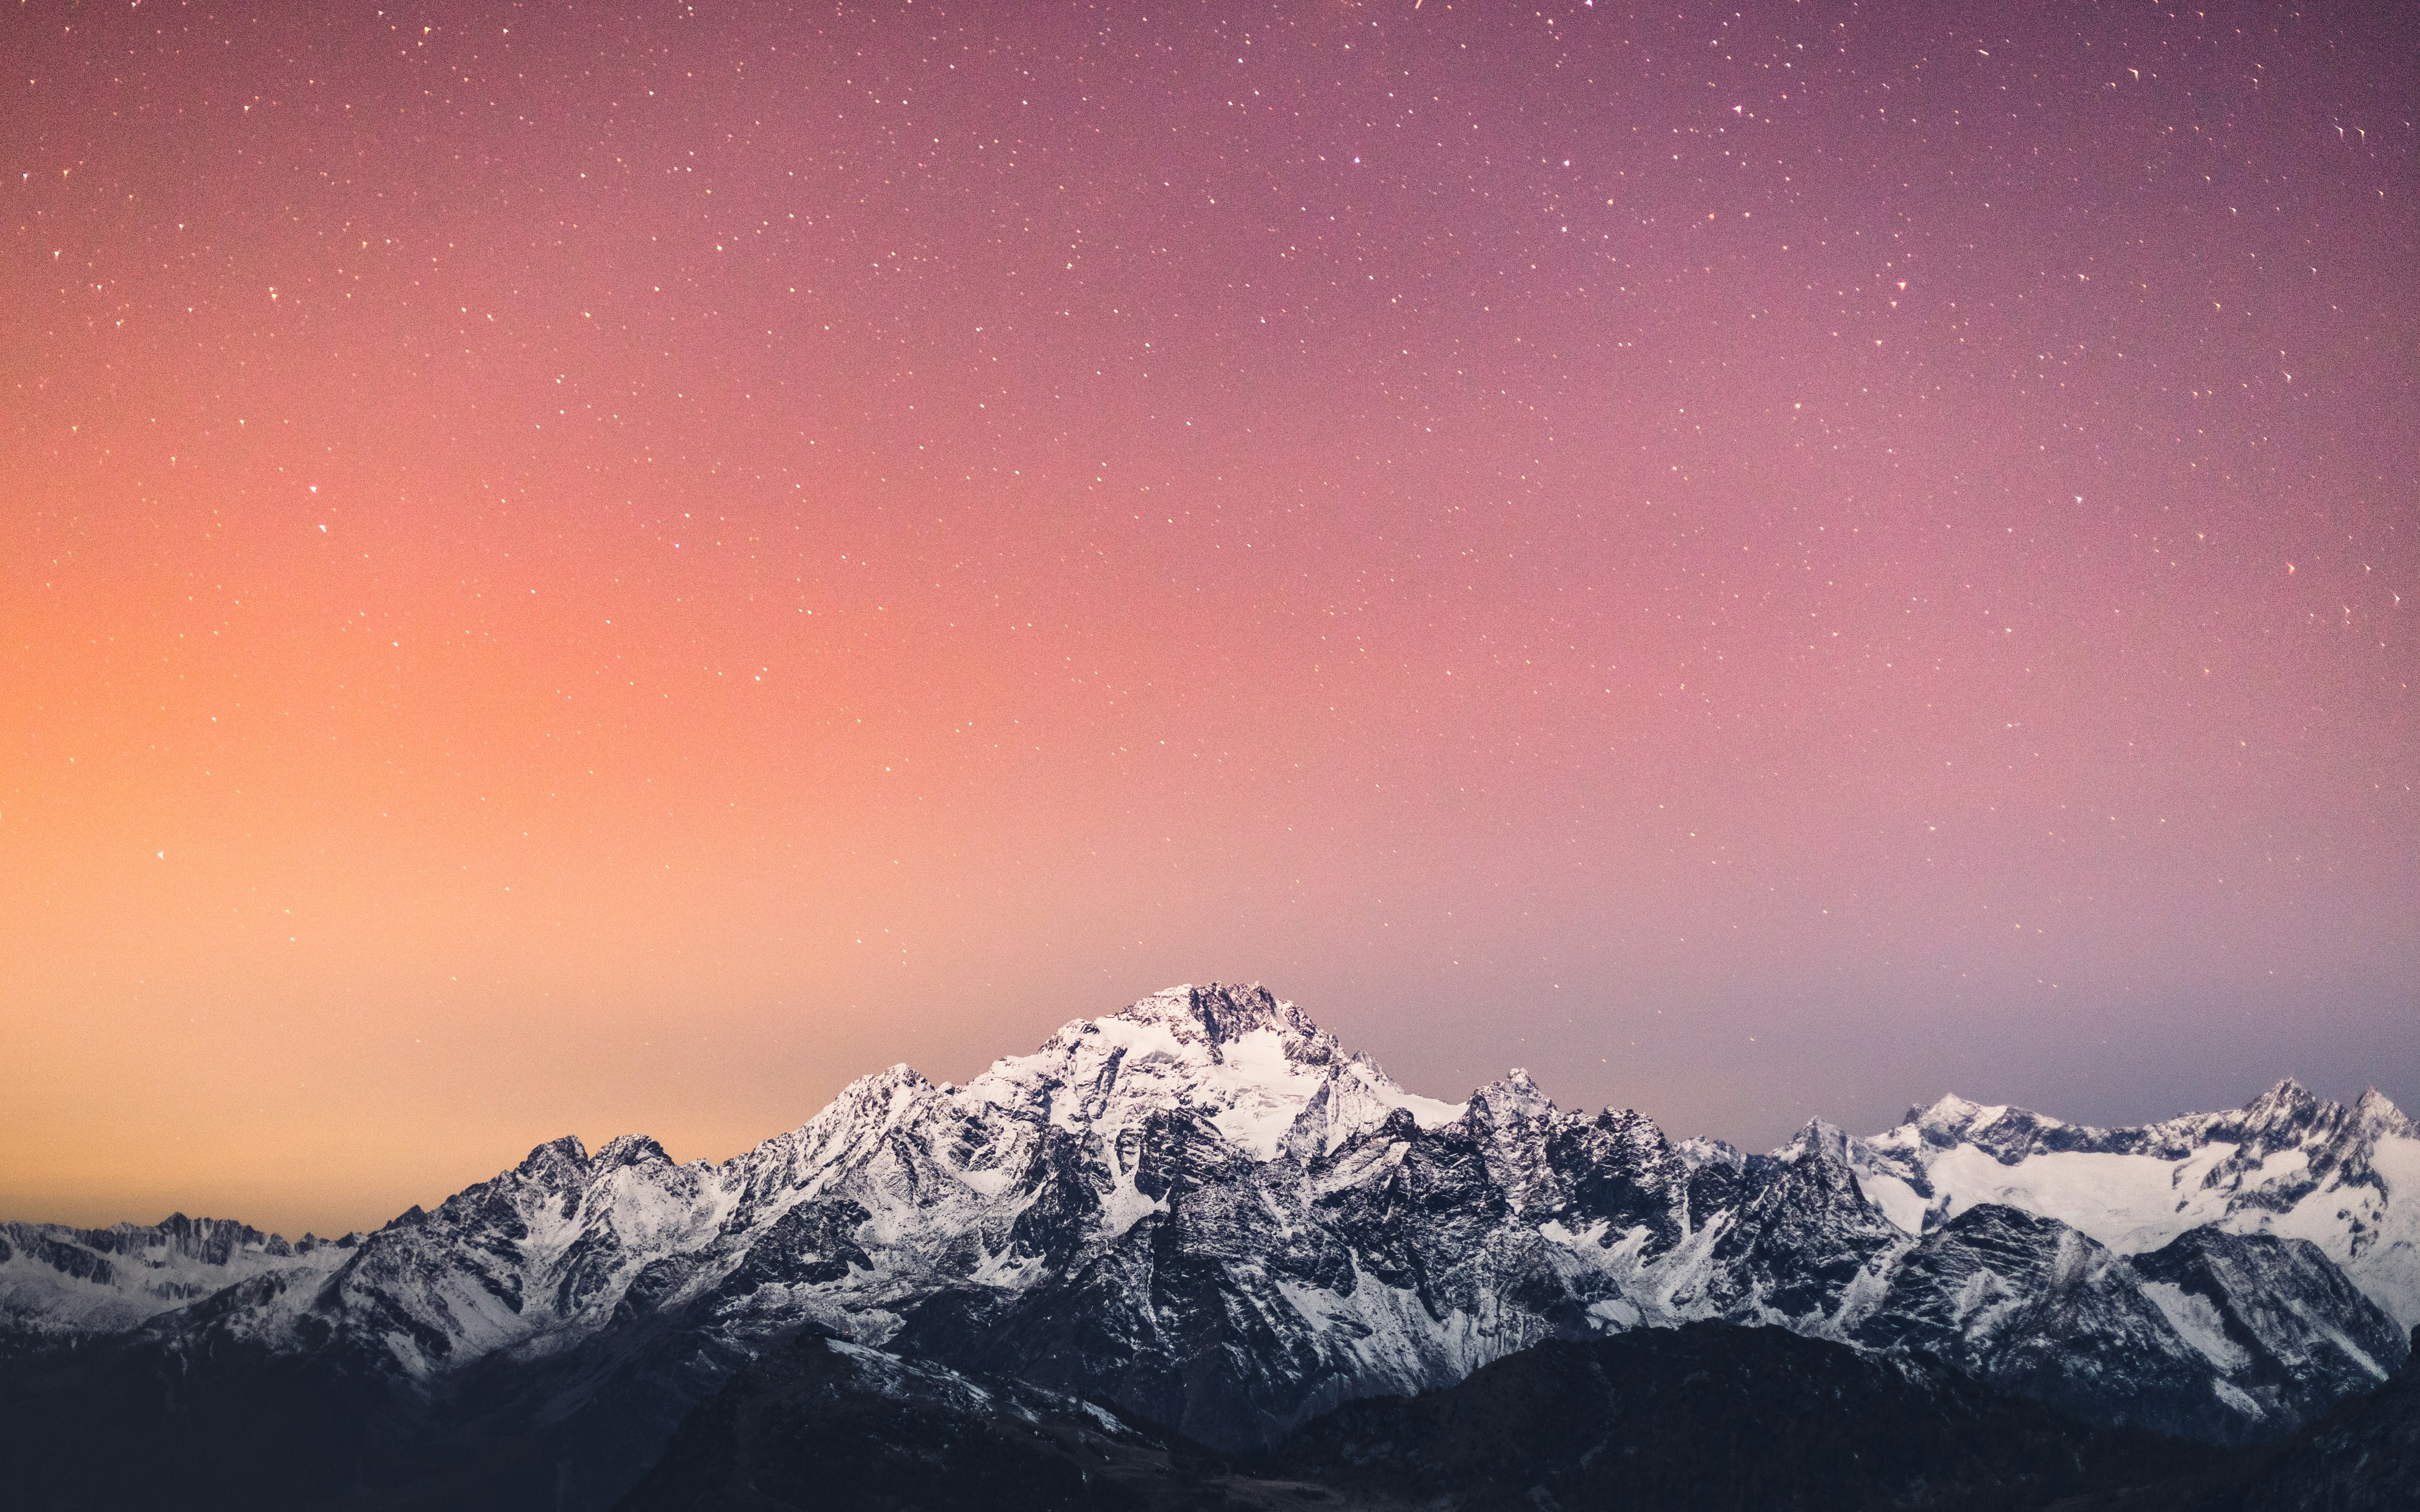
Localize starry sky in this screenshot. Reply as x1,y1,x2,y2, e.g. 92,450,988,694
5,0,2415,1239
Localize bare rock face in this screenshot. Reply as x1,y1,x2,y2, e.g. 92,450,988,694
2,982,2411,1511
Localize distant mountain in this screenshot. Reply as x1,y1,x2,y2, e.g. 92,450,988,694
1853,1080,2420,1329
2,983,2411,1510
0,1212,352,1362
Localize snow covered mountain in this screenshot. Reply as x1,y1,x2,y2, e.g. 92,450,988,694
1,984,2410,1510
1848,1203,2405,1442
0,1212,352,1360
1850,1080,2420,1328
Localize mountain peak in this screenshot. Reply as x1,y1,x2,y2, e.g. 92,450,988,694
1911,1093,1984,1122
1901,1093,1994,1136
514,1135,591,1189
1782,1118,1854,1167
2243,1077,2322,1130
2354,1087,2413,1134
829,1063,935,1119
1111,982,1318,1046
944,984,1461,1161
594,1134,672,1171
1471,1068,1555,1122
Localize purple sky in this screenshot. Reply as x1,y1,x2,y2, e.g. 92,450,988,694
4,0,2414,1236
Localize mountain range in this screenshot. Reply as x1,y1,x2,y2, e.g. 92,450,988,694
4,982,2413,1509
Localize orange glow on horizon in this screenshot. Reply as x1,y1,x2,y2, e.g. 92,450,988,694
4,0,2413,1239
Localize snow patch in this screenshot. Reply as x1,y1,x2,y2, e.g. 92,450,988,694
1855,1170,1931,1236
2142,1282,2250,1371
1919,1146,2222,1254
2210,1376,2267,1420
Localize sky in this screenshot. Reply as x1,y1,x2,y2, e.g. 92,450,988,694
3,0,2414,1240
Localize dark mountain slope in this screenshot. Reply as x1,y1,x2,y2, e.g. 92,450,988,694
611,1324,1387,1512
619,1321,2215,1512
2241,1323,2420,1511
1262,1320,2212,1511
